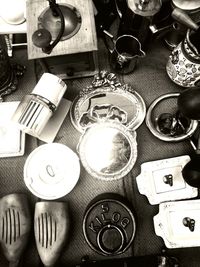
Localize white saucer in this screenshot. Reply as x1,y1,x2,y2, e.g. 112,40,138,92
24,143,80,200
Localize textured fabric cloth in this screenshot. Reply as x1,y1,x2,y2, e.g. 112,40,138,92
0,31,199,267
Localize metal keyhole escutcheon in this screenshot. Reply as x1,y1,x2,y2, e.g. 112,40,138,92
163,174,173,186
183,217,195,232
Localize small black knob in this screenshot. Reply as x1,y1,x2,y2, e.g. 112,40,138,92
183,217,195,232
163,174,173,186
32,29,52,48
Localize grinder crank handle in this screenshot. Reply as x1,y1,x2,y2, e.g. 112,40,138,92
32,0,65,54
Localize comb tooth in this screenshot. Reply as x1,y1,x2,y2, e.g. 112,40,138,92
45,213,48,249
12,209,16,242
51,214,56,245
46,213,54,248
49,214,52,246
54,220,57,242
51,216,57,244
2,217,4,240
8,209,12,244
38,217,41,244
5,210,9,244
41,213,44,247
17,211,20,238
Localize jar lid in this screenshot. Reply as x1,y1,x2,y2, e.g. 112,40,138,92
24,143,80,199
32,73,67,107
77,121,137,180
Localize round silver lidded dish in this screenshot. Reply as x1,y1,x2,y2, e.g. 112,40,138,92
77,121,138,181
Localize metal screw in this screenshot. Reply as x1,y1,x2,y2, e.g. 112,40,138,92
163,174,173,186
183,217,195,232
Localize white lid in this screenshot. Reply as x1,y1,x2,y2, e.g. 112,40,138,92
32,73,67,107
24,143,80,199
0,0,26,25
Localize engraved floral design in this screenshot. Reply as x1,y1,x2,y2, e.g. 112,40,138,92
166,41,200,88
171,50,179,65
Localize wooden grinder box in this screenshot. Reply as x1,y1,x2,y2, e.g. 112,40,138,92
26,0,98,79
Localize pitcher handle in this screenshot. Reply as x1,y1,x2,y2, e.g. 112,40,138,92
103,30,115,54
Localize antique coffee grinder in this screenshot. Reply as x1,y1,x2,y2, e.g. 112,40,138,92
26,0,98,79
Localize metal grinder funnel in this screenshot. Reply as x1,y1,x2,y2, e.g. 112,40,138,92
34,201,70,267
0,193,31,267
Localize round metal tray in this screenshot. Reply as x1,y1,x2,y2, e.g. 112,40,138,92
77,121,138,181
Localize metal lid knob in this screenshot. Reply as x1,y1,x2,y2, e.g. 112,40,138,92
32,29,52,48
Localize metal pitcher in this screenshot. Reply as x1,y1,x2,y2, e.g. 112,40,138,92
104,30,145,74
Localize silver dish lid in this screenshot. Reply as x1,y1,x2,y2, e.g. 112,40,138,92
77,121,138,181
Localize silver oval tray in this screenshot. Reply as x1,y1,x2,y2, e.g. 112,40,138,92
154,199,200,248
70,72,146,133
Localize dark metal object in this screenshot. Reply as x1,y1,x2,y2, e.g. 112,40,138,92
156,112,191,137
145,93,198,142
83,193,136,256
183,217,195,232
115,0,151,51
0,194,31,267
172,8,199,31
163,174,173,186
93,0,117,37
75,253,179,267
182,152,200,188
0,45,25,101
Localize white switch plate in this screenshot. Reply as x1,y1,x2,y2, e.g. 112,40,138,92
154,199,200,248
136,155,198,205
0,101,25,157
